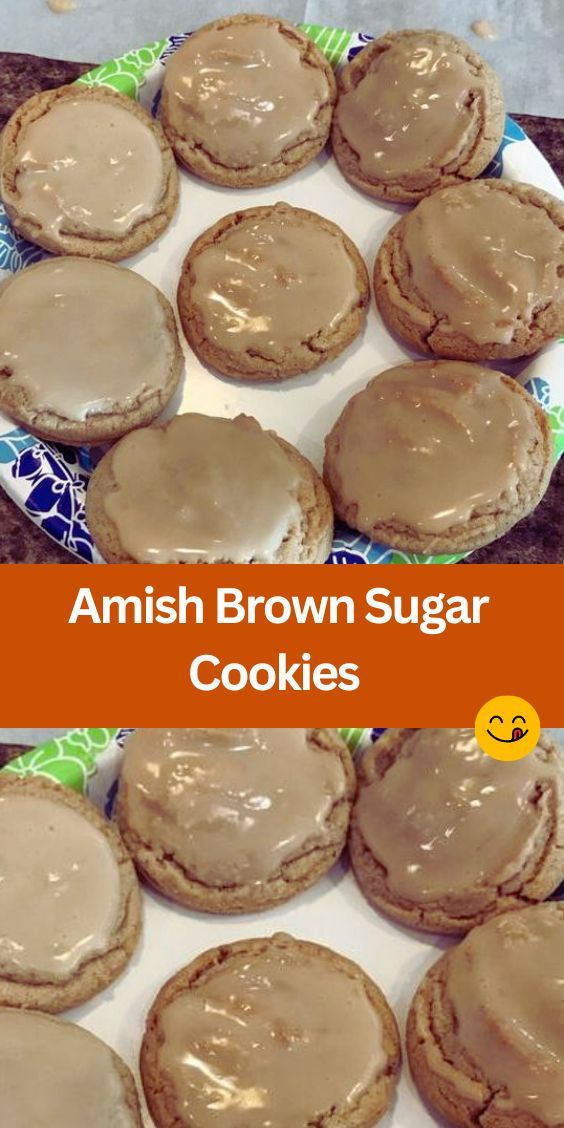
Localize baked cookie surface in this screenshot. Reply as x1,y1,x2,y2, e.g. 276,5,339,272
0,257,183,445
86,413,334,564
0,776,142,1012
117,728,355,912
374,179,564,360
177,203,370,382
332,29,504,203
141,933,401,1127
323,360,553,555
0,1007,143,1127
407,903,564,1128
0,84,178,259
160,15,336,187
349,728,564,934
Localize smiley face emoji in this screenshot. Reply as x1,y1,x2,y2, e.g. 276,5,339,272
474,695,540,761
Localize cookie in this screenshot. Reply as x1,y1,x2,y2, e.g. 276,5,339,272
407,903,564,1128
332,29,504,203
374,179,564,360
160,15,336,187
323,360,553,555
0,83,178,260
86,412,334,564
177,203,370,382
141,933,401,1128
117,728,355,913
349,729,564,935
0,776,142,1013
0,257,183,445
0,1007,143,1127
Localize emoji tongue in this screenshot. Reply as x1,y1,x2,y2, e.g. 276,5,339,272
512,727,524,741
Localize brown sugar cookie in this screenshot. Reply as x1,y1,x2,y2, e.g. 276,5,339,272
349,729,564,935
0,775,142,1013
0,257,183,445
177,203,370,382
373,179,564,360
86,413,334,564
160,15,336,187
0,83,178,260
332,29,504,203
407,903,564,1128
0,1007,143,1127
141,933,401,1128
117,728,355,913
323,360,553,555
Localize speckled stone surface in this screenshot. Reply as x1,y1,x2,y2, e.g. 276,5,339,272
0,53,562,563
0,743,28,768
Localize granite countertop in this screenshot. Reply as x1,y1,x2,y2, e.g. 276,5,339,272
0,52,563,565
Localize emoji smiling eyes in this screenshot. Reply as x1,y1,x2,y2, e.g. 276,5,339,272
488,714,527,724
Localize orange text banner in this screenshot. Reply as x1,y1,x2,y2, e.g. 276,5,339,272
4,564,560,726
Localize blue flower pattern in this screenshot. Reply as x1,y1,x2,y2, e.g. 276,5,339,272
0,202,47,273
525,377,551,409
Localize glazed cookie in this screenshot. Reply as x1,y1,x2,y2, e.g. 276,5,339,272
323,360,553,555
0,776,142,1013
407,903,564,1128
349,729,564,935
160,15,336,187
0,258,183,445
141,934,401,1128
0,1008,143,1127
86,413,334,564
374,179,564,360
0,84,178,259
117,728,355,913
177,203,369,382
332,29,504,203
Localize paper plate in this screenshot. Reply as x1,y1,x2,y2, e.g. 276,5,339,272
2,726,562,1128
1,25,562,564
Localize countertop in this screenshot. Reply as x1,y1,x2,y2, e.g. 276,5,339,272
0,52,562,564
2,1,563,117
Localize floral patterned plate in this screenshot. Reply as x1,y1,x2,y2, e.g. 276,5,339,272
1,25,562,564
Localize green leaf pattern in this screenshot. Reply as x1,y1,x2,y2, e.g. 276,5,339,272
76,40,167,97
548,406,564,457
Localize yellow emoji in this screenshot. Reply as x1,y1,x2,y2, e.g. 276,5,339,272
474,695,540,761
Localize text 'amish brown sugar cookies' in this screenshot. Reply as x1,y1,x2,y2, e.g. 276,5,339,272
374,179,564,360
177,203,370,382
323,360,553,555
0,84,178,260
141,934,401,1128
0,776,142,1013
332,30,504,203
86,413,333,563
0,1008,143,1128
160,15,336,187
0,258,183,445
349,729,564,935
407,903,564,1128
118,728,355,912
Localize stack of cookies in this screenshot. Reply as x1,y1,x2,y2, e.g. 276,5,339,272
0,15,562,561
4,727,562,1127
